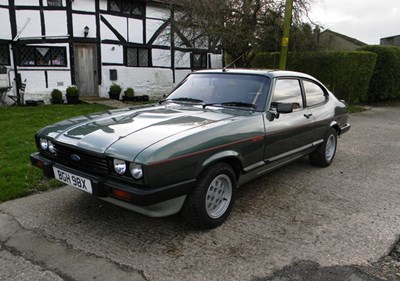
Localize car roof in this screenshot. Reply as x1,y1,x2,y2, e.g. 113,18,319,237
193,68,316,80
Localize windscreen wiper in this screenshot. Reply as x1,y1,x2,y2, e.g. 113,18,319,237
203,101,257,109
160,97,204,104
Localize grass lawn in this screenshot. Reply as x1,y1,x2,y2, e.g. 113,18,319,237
0,103,110,203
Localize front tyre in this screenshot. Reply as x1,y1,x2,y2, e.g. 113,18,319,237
310,128,338,167
182,163,236,229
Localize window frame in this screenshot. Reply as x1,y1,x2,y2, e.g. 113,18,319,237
18,46,67,67
107,0,145,18
301,79,328,108
47,0,63,7
271,78,305,111
0,44,10,66
125,46,152,67
191,52,208,70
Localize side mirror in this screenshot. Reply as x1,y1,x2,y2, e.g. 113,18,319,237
267,103,294,121
276,103,294,114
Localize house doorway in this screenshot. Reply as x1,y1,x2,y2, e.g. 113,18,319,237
74,44,98,97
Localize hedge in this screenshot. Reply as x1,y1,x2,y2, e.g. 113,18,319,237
251,51,377,104
357,45,400,102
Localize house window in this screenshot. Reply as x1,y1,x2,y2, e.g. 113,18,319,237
192,52,207,69
126,47,151,67
0,44,10,65
19,46,67,67
108,0,144,16
47,0,62,7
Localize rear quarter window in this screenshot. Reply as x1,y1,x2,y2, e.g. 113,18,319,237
303,80,327,107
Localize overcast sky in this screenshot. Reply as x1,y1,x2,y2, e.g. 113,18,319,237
309,0,400,44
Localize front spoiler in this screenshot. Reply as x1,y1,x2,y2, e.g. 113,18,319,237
30,152,196,207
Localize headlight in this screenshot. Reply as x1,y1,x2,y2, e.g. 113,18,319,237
48,141,56,154
129,163,143,180
40,138,48,150
113,159,126,175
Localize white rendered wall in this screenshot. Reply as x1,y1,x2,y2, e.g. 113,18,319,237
101,15,127,41
73,14,96,38
72,0,95,12
100,21,119,41
16,10,41,38
44,11,68,36
17,42,71,103
101,43,124,64
128,18,143,43
152,49,171,67
0,8,12,39
100,67,173,98
15,0,38,6
146,19,167,45
146,5,170,20
210,54,223,68
175,51,191,68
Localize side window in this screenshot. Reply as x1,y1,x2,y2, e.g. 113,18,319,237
303,80,327,107
271,79,303,109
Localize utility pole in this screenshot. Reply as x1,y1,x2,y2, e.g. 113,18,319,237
279,0,294,70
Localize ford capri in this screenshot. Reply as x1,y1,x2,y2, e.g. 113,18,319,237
31,69,350,229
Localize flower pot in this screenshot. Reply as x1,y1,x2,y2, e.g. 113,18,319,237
66,95,80,104
51,99,64,104
109,92,120,100
122,96,135,102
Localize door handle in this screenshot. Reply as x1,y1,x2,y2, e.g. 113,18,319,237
303,113,313,119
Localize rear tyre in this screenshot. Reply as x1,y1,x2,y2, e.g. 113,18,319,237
310,128,338,167
182,163,236,229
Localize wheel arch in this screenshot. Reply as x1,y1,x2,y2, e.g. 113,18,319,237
201,151,243,183
330,120,341,135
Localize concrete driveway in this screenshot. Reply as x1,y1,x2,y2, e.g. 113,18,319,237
1,107,400,281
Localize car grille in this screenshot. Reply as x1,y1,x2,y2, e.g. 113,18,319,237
53,143,110,175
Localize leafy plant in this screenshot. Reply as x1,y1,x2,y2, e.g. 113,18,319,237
66,85,79,96
51,89,63,100
124,87,135,98
109,83,122,94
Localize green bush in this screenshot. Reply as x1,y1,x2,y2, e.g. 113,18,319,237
109,83,122,94
357,45,400,102
66,85,79,96
124,87,135,97
51,89,62,100
251,51,377,104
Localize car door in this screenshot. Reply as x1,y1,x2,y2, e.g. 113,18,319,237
302,79,330,142
263,78,316,162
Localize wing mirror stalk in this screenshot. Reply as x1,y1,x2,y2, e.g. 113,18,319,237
267,103,294,120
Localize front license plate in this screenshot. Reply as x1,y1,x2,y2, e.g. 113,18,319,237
53,167,93,194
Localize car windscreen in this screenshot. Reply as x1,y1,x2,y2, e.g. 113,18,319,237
165,73,271,111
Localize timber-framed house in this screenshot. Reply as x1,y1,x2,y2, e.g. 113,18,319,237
0,0,222,103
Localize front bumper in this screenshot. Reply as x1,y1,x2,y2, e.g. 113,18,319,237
340,123,351,135
30,152,196,208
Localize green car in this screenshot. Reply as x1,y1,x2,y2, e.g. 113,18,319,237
31,69,350,229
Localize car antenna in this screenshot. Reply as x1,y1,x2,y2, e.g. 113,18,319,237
223,53,246,72
223,44,252,72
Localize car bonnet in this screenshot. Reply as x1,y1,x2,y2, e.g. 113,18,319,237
47,106,236,159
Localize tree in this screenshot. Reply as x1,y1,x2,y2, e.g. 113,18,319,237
174,0,317,66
